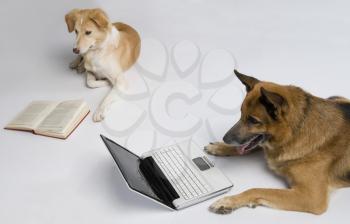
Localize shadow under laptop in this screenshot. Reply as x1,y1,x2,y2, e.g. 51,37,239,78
101,163,171,213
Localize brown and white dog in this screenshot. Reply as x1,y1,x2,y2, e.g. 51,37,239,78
205,70,350,215
65,8,141,121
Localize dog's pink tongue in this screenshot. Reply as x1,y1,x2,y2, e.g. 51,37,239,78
237,145,249,155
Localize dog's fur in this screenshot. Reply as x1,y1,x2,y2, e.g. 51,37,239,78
65,8,141,121
205,70,350,215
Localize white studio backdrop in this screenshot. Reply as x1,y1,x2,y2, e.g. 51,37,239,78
0,0,349,224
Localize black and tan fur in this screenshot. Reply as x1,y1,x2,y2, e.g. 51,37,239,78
205,70,350,214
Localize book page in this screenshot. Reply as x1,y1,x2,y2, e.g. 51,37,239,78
5,101,58,130
36,100,87,134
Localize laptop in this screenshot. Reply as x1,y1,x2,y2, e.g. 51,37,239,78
100,135,233,210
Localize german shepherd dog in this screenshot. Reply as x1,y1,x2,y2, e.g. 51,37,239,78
205,70,350,215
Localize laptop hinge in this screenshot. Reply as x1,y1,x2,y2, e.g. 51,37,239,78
139,157,179,209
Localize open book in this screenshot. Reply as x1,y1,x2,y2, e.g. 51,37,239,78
5,100,90,139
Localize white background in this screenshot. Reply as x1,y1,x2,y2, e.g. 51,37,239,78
1,0,349,223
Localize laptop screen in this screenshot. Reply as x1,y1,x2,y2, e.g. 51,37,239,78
100,135,162,204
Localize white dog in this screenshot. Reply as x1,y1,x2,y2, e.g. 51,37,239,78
65,8,141,121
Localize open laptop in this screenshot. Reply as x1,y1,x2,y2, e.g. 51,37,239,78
100,135,233,210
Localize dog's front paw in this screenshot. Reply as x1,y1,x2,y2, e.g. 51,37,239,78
93,108,106,122
76,65,86,74
209,197,237,214
69,61,79,69
204,142,224,156
204,142,237,156
210,196,258,214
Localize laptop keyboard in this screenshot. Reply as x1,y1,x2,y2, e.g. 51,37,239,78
152,145,211,200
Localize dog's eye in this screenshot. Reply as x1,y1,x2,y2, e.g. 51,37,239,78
247,116,261,125
75,29,78,34
85,31,92,35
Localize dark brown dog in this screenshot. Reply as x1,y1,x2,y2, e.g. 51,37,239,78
205,70,350,214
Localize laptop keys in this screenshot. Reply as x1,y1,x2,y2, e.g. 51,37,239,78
152,146,210,200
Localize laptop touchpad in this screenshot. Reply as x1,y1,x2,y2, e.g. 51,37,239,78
192,157,211,171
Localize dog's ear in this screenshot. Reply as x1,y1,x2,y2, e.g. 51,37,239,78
65,9,79,33
259,87,287,120
89,8,109,29
234,70,260,92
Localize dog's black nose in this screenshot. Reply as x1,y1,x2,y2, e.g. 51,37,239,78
73,48,80,54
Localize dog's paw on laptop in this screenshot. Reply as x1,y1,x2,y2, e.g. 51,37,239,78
204,142,239,156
